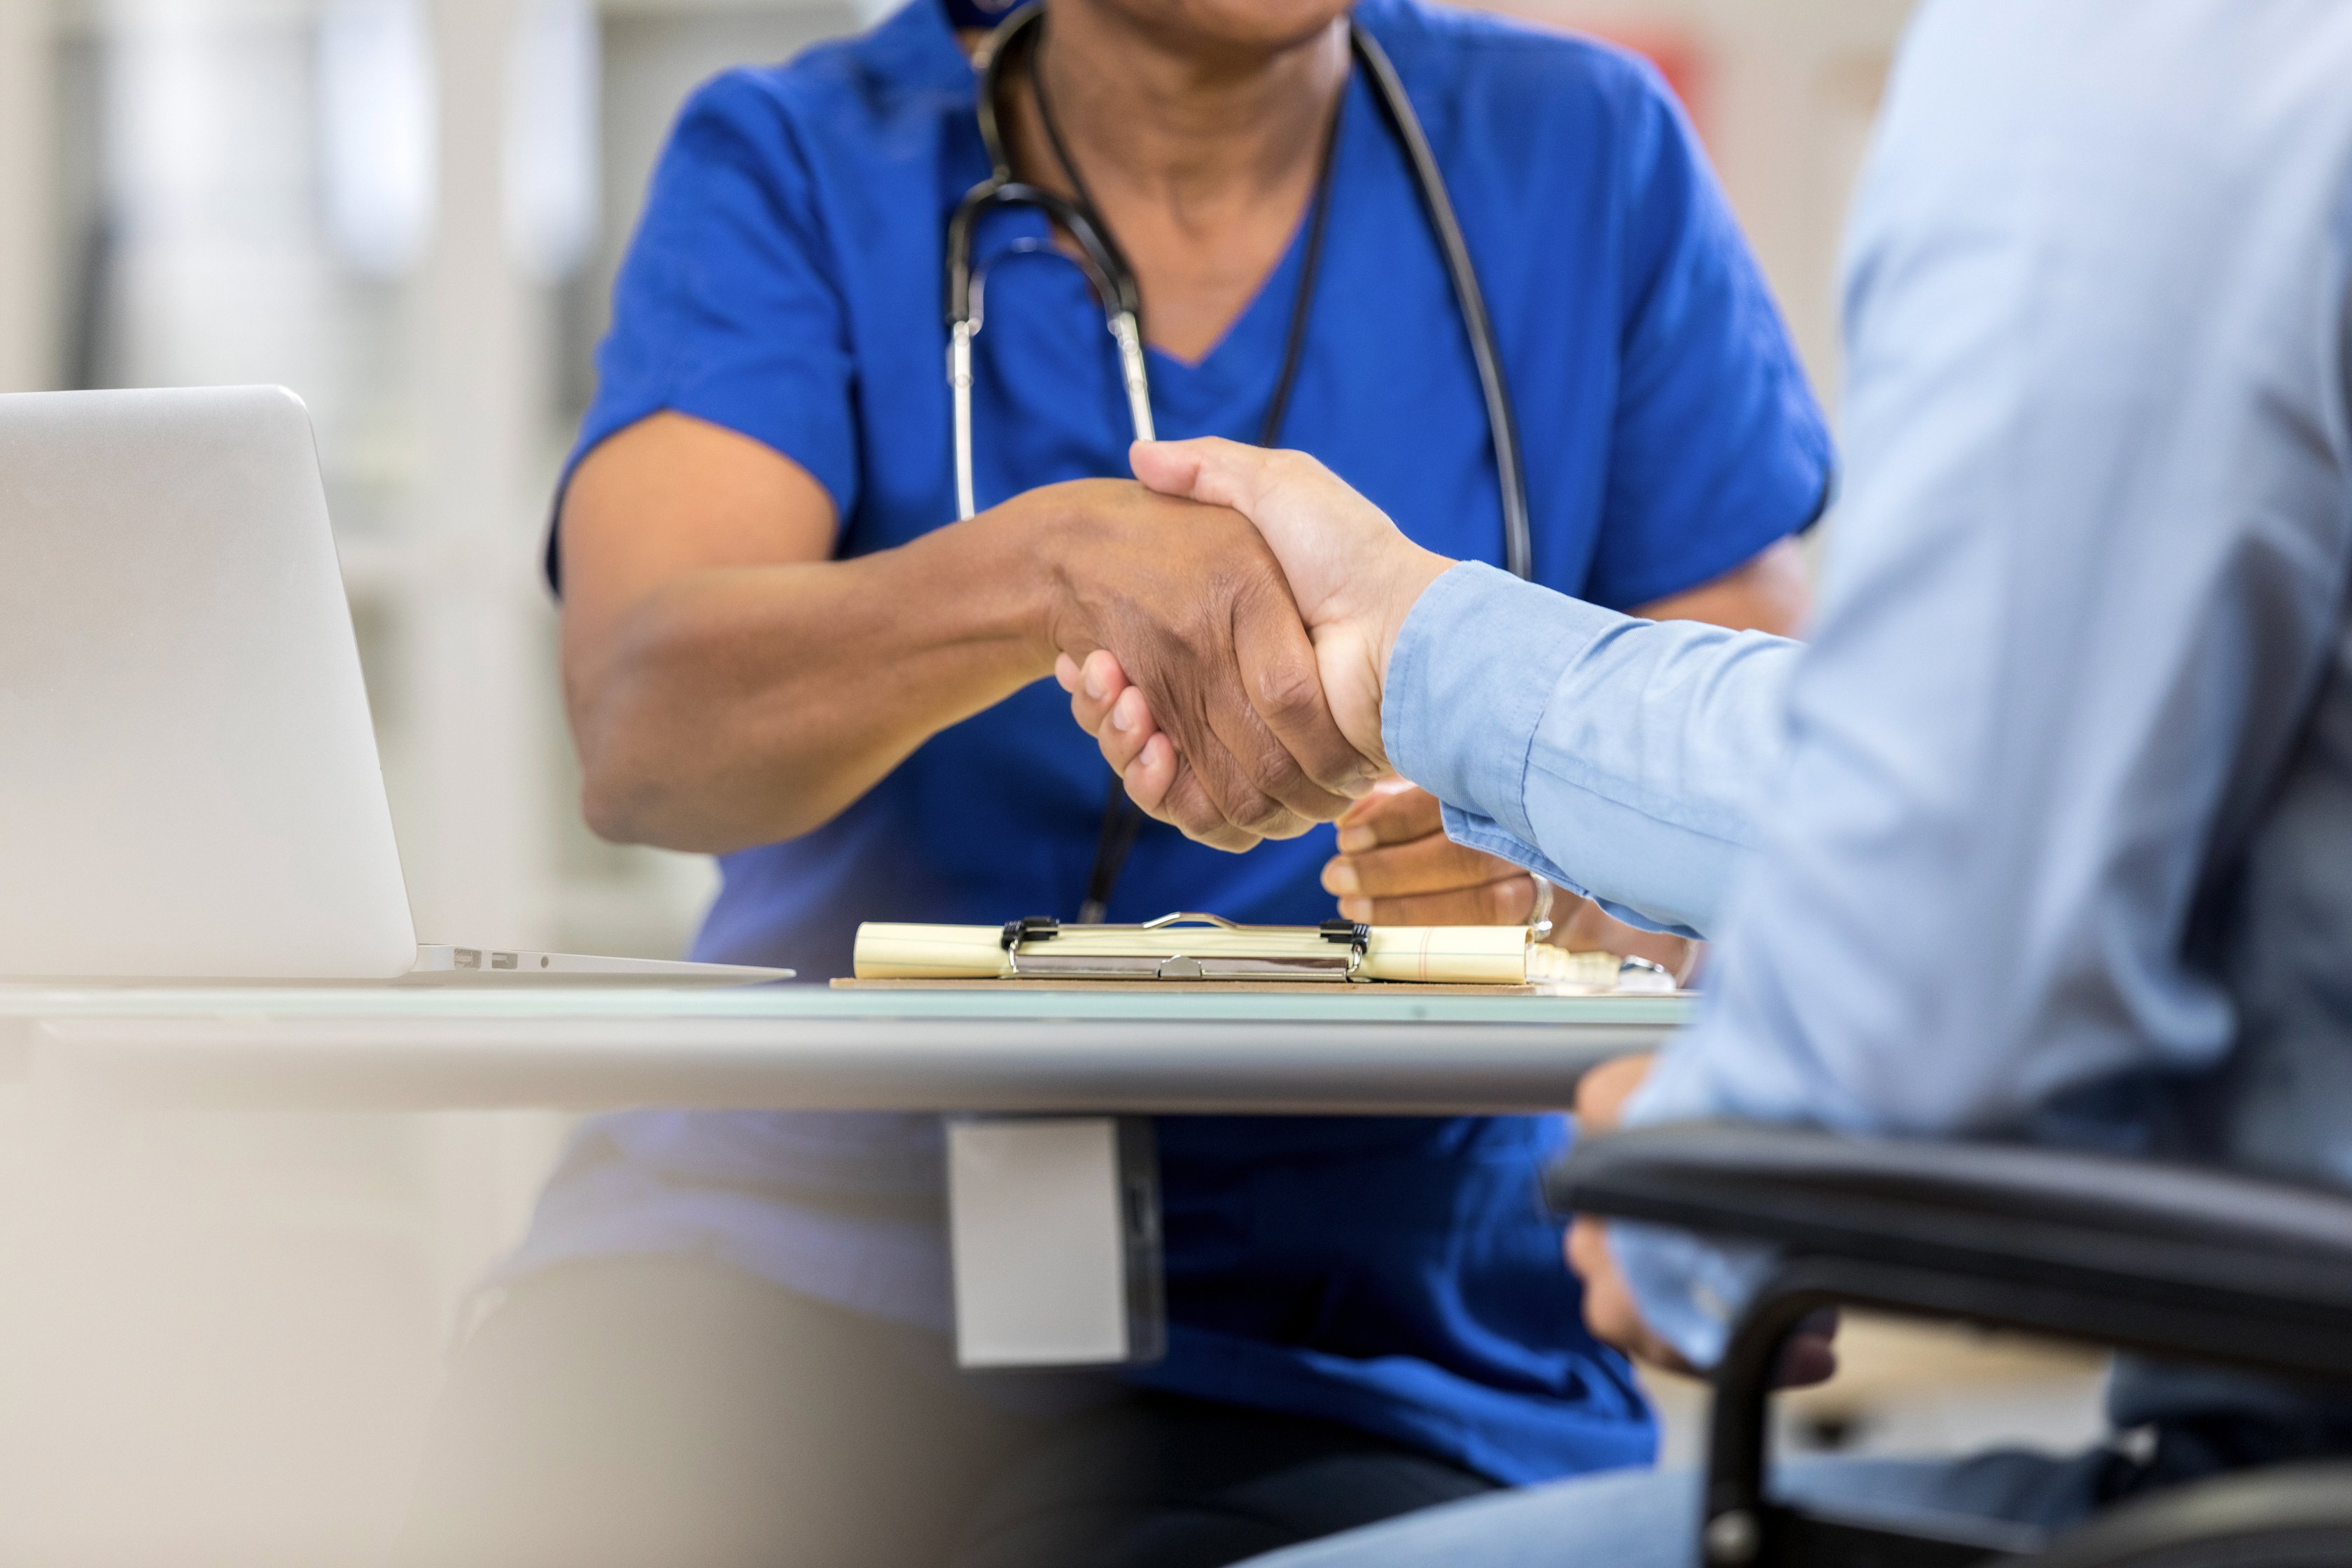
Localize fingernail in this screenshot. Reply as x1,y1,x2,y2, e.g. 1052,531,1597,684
1338,897,1371,921
1111,704,1133,733
1337,827,1375,854
1325,862,1359,895
1084,671,1107,701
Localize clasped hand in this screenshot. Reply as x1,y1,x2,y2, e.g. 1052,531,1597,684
1034,448,1579,936
1056,442,1712,952
1018,471,1383,850
1051,438,1453,853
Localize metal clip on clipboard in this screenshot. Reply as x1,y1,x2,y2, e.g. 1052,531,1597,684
998,913,1372,983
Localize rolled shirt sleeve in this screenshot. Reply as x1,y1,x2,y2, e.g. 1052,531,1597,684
1382,561,1799,940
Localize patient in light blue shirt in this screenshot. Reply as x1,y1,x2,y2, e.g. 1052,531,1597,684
1063,0,2352,1557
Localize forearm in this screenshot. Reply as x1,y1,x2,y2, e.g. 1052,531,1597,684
1384,563,1800,938
566,507,1056,853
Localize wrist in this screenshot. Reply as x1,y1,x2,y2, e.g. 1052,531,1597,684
1368,546,1456,704
1311,545,1452,775
958,487,1088,674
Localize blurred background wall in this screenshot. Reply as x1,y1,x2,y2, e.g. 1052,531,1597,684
0,0,1910,982
0,0,1911,969
0,4,2097,1564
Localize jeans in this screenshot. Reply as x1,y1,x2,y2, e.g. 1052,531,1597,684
1236,1448,2127,1568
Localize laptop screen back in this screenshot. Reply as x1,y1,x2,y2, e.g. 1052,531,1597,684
0,386,418,979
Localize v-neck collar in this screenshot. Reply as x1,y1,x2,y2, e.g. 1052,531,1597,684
1116,72,1371,417
1140,70,1364,416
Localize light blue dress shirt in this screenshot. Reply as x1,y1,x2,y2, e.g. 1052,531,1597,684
1385,0,2352,1383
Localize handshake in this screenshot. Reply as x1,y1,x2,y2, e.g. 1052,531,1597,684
1027,440,1690,963
1038,438,1455,855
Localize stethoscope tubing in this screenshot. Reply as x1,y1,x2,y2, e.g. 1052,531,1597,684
944,2,1530,580
946,163,1152,519
1345,22,1532,583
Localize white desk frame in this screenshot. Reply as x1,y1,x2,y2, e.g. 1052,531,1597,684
1,984,1689,1364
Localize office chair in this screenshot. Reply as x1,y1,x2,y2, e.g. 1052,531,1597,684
1548,1123,2352,1568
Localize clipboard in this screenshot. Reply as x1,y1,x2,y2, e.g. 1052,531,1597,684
841,913,1676,993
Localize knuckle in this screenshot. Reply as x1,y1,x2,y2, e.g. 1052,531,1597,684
1172,797,1226,845
1242,762,1317,822
1244,746,1309,805
1168,774,1254,852
1235,791,1292,836
1251,658,1326,734
1248,652,1306,708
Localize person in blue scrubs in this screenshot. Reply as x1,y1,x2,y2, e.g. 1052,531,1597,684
395,2,1829,1564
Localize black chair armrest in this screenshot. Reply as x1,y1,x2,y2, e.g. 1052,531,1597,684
1547,1120,2352,1382
1548,1123,2352,1568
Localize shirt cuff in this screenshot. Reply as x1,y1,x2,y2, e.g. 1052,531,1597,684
1604,1035,1784,1368
1441,804,1698,938
1382,562,1625,846
1608,1221,1777,1371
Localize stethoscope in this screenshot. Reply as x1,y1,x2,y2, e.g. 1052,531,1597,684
944,1,1532,920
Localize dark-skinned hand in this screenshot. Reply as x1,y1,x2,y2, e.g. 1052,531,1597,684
1320,784,1700,980
1023,478,1373,850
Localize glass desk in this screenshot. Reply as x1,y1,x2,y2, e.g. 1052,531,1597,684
1,983,1691,1114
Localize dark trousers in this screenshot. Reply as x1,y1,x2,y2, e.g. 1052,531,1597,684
393,1257,1494,1568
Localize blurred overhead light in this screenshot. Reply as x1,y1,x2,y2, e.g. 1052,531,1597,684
504,0,600,284
318,0,438,281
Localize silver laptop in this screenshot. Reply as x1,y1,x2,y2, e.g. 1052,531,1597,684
0,385,788,986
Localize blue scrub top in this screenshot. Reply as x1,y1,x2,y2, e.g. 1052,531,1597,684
513,0,1830,1486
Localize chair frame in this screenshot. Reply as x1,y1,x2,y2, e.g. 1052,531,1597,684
1549,1122,2352,1568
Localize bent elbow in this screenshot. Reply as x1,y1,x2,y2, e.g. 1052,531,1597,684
573,729,815,855
575,748,661,848
568,689,701,849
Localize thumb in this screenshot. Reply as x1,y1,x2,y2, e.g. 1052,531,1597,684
1130,438,1275,517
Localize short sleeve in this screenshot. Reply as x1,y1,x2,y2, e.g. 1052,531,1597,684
550,70,859,587
1581,69,1833,612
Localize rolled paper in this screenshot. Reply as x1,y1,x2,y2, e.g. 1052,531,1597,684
1356,925,1532,984
852,923,1011,979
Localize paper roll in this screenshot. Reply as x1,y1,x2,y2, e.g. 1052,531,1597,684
1356,925,1532,984
852,923,1011,979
